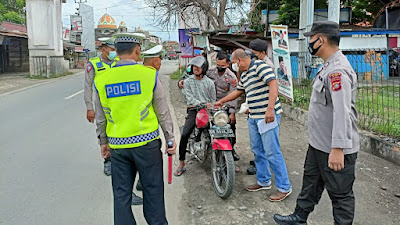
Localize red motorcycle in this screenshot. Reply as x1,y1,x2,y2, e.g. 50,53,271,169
187,104,235,199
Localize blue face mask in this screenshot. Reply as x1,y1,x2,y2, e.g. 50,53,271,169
107,51,117,60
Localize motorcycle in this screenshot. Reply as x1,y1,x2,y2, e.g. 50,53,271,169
187,104,235,199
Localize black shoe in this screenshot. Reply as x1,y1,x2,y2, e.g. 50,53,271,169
103,160,111,176
136,179,142,191
273,213,307,225
131,192,143,206
247,166,256,175
232,149,240,161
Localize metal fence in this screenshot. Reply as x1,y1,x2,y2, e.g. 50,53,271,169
285,49,400,138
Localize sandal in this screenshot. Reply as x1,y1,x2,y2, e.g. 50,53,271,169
174,167,187,176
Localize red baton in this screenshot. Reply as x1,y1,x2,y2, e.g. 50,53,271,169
167,141,173,184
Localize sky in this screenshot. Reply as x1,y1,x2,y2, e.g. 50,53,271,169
62,0,179,42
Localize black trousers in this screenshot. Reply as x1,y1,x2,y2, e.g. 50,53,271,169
179,109,197,161
295,145,357,225
178,108,237,161
111,139,167,225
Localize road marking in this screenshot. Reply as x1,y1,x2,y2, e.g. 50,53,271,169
65,90,84,100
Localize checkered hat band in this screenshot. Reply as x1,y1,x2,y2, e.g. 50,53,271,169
108,129,159,145
116,37,140,43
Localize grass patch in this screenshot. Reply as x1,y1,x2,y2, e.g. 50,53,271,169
282,84,400,138
170,68,184,80
29,71,74,80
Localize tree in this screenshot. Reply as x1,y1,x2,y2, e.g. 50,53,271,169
248,0,393,30
349,0,393,23
145,0,249,31
0,0,26,24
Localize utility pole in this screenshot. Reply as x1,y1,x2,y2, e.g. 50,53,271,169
328,0,340,23
298,0,314,79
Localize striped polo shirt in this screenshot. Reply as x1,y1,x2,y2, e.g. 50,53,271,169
237,59,283,119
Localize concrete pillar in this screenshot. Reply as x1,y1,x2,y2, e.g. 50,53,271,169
328,0,340,23
26,0,68,76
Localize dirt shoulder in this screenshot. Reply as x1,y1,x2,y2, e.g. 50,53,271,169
168,77,400,225
0,69,83,96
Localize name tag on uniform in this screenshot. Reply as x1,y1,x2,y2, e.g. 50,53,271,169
105,81,141,98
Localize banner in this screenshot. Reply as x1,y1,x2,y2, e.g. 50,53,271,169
178,28,201,58
270,25,294,101
62,28,70,41
70,15,82,33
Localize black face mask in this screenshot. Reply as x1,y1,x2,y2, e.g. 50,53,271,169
216,67,227,73
308,38,322,55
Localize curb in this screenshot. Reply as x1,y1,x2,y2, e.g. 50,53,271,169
0,71,84,99
281,103,400,166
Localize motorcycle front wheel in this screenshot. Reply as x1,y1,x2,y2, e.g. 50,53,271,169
211,150,235,199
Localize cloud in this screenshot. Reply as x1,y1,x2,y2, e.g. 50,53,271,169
62,0,178,41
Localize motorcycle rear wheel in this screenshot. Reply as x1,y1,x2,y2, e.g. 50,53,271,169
211,150,235,199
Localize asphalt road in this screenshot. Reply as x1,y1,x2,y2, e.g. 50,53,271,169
0,60,184,225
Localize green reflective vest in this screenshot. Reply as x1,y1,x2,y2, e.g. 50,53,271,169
89,57,119,77
94,63,160,149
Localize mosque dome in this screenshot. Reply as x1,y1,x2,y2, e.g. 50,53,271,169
119,21,127,28
98,14,117,29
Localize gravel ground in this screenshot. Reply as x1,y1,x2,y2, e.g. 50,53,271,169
168,75,400,225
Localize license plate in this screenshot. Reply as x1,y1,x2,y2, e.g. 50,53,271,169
209,129,235,138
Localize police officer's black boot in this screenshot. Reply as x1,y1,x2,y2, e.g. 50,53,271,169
232,149,240,161
273,213,307,225
103,157,111,176
247,160,256,175
131,192,143,206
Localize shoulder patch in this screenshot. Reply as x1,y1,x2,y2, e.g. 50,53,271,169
329,73,342,91
86,64,93,73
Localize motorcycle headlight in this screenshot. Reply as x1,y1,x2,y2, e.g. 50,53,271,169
213,111,229,127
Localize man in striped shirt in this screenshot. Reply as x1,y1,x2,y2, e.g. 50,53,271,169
215,49,292,202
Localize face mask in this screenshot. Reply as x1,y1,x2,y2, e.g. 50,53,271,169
308,38,322,55
232,63,239,72
217,67,227,73
107,51,117,60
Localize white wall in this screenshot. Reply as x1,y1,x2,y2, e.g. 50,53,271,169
288,35,388,53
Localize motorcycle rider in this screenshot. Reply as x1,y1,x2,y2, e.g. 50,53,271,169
178,51,240,161
175,56,216,176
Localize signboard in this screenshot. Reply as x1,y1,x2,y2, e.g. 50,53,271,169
70,15,82,33
261,10,268,25
270,25,294,101
62,28,70,41
178,28,201,58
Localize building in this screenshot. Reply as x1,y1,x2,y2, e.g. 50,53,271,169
95,14,118,40
0,22,29,74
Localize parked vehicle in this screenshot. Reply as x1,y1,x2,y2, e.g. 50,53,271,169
187,104,235,199
167,51,178,60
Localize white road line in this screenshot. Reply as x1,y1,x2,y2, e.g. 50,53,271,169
64,90,84,100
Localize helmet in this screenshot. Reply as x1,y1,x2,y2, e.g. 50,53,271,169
188,56,208,75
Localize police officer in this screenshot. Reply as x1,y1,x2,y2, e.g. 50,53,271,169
249,38,275,71
205,51,240,161
178,51,240,161
84,37,118,176
94,33,176,225
143,45,163,71
274,21,359,225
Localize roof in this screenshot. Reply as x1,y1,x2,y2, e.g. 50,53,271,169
207,32,267,50
98,14,117,29
0,22,27,38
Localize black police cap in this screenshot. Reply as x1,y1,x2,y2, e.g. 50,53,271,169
249,38,268,52
304,21,340,37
